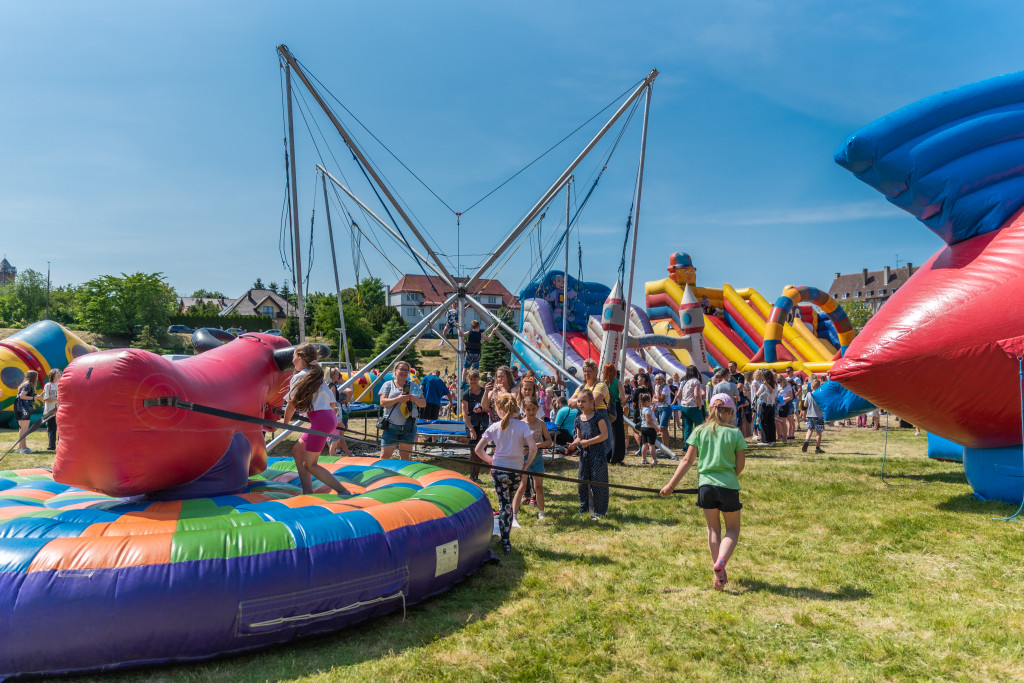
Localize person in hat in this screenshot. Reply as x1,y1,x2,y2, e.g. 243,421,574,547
660,393,747,591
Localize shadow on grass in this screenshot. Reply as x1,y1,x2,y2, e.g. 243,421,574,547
887,470,966,485
933,492,1021,515
735,579,871,601
529,546,617,565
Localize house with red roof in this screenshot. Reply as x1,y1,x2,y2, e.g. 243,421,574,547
389,275,520,331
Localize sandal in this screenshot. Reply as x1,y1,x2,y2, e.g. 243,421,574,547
713,560,728,590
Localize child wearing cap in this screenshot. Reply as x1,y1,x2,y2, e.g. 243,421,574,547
660,393,747,591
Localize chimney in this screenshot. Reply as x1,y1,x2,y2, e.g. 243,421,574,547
883,266,891,284
862,268,869,286
906,261,913,276
835,272,841,280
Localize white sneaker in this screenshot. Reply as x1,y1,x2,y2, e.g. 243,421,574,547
537,511,545,520
512,516,521,529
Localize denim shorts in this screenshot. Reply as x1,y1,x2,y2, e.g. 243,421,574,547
464,352,481,369
806,417,825,432
381,419,417,446
657,406,671,429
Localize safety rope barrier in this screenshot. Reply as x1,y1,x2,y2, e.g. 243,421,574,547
142,396,695,496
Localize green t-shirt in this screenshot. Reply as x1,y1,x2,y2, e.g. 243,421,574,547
685,423,746,490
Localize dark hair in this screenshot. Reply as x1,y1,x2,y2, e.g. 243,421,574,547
685,365,700,381
289,343,324,412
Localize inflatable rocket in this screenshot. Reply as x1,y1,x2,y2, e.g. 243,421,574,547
598,281,627,369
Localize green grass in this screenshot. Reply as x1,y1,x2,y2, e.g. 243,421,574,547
3,423,1024,681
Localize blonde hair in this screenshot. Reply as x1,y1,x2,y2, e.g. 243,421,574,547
582,359,598,374
521,396,539,410
694,404,736,437
495,392,519,430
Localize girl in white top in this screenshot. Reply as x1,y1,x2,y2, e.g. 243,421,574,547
283,344,349,496
475,393,537,554
42,368,61,450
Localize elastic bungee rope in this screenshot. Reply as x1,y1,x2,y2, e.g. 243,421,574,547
993,356,1024,521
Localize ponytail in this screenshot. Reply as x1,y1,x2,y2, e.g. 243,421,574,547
496,393,519,431
289,343,324,412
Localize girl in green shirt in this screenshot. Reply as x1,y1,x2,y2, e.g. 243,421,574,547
660,393,746,590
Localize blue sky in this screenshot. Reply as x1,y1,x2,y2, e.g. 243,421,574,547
5,1,1024,305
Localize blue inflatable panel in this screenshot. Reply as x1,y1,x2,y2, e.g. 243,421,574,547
519,270,610,334
813,380,874,421
927,432,964,463
835,70,1024,246
963,444,1024,505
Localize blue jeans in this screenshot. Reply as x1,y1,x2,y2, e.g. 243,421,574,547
381,419,417,446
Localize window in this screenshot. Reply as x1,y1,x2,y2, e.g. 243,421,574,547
488,296,498,304
854,292,861,298
866,290,874,296
261,305,274,316
879,289,886,295
406,307,415,316
842,293,849,299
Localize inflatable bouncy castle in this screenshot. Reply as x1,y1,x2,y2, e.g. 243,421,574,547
0,321,97,427
830,70,1024,504
644,253,850,375
0,333,493,676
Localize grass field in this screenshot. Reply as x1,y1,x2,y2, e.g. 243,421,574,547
3,421,1023,682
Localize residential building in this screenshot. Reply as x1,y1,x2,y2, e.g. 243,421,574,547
828,263,918,312
220,289,291,328
177,289,292,329
389,275,520,330
0,258,16,284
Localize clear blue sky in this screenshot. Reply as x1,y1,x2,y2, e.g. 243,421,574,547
5,1,1024,304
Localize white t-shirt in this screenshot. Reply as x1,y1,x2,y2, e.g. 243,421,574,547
677,378,701,408
42,382,59,412
641,405,657,429
480,419,536,469
288,369,336,413
655,384,671,406
380,379,423,426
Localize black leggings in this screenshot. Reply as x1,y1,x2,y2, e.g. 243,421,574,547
760,403,777,443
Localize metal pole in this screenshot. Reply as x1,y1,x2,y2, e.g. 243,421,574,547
321,172,351,366
620,83,652,380
338,292,457,393
284,62,306,343
318,166,452,284
464,69,658,290
45,261,50,320
561,179,571,368
457,294,466,410
277,45,457,289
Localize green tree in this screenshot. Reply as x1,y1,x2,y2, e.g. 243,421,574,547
370,317,421,372
186,301,223,315
479,310,512,376
252,277,265,290
356,277,387,308
78,272,178,339
0,269,48,325
840,300,875,332
47,285,81,326
190,288,224,298
267,281,279,294
366,303,402,329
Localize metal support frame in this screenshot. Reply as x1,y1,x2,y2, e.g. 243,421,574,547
338,293,457,393
284,62,306,342
279,45,659,429
317,165,454,286
465,69,658,290
620,83,652,380
321,172,352,366
278,44,458,289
